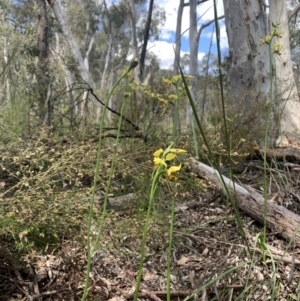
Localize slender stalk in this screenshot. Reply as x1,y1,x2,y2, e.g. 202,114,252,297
166,198,176,301
81,61,138,301
262,42,274,258
133,165,164,301
92,82,129,251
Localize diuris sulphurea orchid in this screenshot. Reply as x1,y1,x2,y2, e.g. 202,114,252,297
153,144,186,181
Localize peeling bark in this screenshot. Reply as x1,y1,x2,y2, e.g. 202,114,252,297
223,0,270,104
270,1,300,144
223,0,300,145
223,0,273,143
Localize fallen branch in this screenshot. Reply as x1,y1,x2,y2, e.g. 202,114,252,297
188,157,300,246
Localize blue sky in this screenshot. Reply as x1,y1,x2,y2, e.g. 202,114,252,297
147,0,227,69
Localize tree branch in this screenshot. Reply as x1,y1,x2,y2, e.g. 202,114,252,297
89,88,141,132
139,0,154,78
183,0,210,7
289,3,300,22
196,15,224,45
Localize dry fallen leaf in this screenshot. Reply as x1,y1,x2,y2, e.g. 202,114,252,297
177,255,190,265
107,297,125,301
144,272,159,281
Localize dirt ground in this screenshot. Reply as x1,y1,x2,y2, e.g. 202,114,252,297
1,158,300,301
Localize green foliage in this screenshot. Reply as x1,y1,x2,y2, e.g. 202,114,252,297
3,2,300,300
0,126,148,249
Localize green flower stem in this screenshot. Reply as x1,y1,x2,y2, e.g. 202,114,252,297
167,198,176,301
133,164,165,301
134,143,181,300
92,87,128,252
262,37,275,260
81,61,138,301
173,86,180,142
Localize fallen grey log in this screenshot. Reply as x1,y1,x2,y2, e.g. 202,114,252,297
188,157,300,246
86,192,136,210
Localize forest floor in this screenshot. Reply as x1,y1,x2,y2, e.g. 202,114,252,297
1,136,300,301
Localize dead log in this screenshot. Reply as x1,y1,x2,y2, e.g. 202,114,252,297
254,146,300,163
87,191,137,211
188,157,300,246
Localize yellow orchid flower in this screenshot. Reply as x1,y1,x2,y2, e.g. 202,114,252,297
158,97,169,108
153,148,167,168
153,146,186,179
153,157,167,167
259,37,265,46
167,164,182,181
168,94,178,100
272,43,283,55
277,31,284,38
159,102,168,109
153,148,163,157
171,75,181,85
165,153,176,161
265,35,272,43
162,77,172,87
169,148,187,154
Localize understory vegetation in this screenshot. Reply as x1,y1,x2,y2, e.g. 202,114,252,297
1,66,300,301
2,1,300,301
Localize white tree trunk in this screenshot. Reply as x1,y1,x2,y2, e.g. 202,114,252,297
47,0,92,85
53,32,78,115
101,37,114,89
223,0,274,143
82,33,95,117
270,0,300,144
47,0,93,116
173,0,185,75
127,0,140,82
186,0,198,126
3,36,11,104
224,0,270,101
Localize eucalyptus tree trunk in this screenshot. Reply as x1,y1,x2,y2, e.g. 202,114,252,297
47,0,93,116
101,37,114,90
52,32,78,116
82,31,95,117
127,0,140,82
223,0,300,145
185,0,198,127
3,35,11,105
100,2,128,121
223,0,272,142
37,0,51,126
186,0,213,125
188,0,198,100
269,0,300,143
173,0,187,137
47,0,92,85
173,0,186,75
101,36,114,121
224,0,270,102
100,8,127,90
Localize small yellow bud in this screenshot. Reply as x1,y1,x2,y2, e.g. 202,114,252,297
259,38,265,46
265,35,272,43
